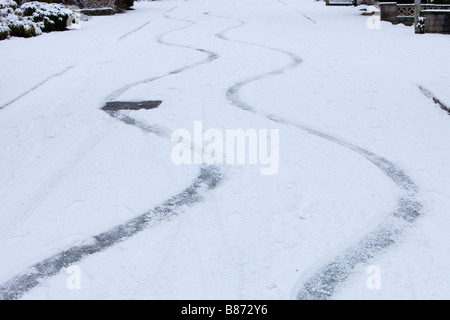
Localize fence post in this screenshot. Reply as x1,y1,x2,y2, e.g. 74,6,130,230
414,0,421,33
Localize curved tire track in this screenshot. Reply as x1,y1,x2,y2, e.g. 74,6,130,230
0,6,222,300
105,6,218,103
0,165,221,300
206,12,421,300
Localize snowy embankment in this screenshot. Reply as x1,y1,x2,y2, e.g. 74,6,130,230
0,0,450,299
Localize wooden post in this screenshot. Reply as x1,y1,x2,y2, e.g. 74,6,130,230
414,0,421,33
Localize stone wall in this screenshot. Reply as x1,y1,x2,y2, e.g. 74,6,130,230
379,2,450,33
422,10,450,33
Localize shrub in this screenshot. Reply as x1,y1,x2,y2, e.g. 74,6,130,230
0,0,18,9
8,16,41,36
114,0,133,12
24,0,120,10
0,23,10,39
0,4,16,19
1,0,44,39
0,1,78,40
20,2,72,32
1,10,42,37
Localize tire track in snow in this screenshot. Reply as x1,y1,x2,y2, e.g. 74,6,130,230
0,6,207,244
276,0,318,24
0,165,221,300
418,85,450,115
0,119,111,251
105,6,218,103
0,13,174,242
0,6,223,300
206,13,421,300
0,66,74,111
118,21,152,41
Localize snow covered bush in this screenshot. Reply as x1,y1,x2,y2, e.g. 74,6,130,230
0,1,80,40
4,12,42,37
0,0,18,9
20,2,72,32
21,0,131,11
0,0,43,39
61,0,131,11
19,0,115,9
0,23,10,39
1,1,14,39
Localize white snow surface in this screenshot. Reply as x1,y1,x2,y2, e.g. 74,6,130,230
0,0,450,300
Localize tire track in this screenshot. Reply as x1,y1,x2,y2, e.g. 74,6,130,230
105,6,218,103
276,0,318,24
0,119,111,250
0,5,223,300
118,21,152,41
206,12,421,300
0,165,221,300
418,85,450,115
0,66,74,111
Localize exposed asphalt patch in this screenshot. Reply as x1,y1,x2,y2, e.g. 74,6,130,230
102,100,162,111
102,100,171,139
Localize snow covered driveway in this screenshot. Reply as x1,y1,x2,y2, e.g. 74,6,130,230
1,0,450,299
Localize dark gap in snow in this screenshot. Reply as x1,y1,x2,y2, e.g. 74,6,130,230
102,100,162,111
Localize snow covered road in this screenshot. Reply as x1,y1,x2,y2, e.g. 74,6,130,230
1,0,450,299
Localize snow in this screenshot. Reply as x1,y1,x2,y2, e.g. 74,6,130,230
359,5,380,14
20,1,72,15
422,9,450,12
0,0,17,9
0,0,450,300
